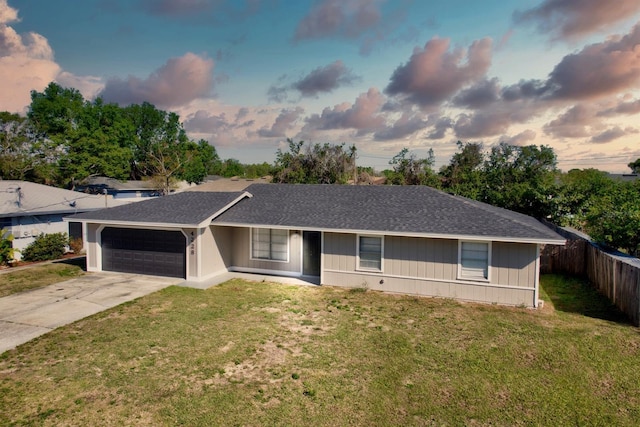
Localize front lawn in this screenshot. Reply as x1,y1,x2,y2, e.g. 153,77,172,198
0,261,84,297
1,275,639,425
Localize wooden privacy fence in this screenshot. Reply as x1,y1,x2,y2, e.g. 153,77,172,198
540,220,640,326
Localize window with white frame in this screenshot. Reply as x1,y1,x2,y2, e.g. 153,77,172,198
251,228,288,261
358,235,383,271
459,241,490,280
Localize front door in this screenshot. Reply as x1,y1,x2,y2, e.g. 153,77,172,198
302,231,321,276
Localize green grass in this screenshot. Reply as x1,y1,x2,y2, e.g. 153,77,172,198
0,262,84,297
1,274,639,426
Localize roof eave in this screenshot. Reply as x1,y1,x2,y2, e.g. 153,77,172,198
210,221,566,245
63,217,197,229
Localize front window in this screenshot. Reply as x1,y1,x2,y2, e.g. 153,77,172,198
358,235,383,271
252,228,288,261
459,241,490,280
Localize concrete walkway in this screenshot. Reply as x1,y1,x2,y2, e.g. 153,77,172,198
0,272,177,354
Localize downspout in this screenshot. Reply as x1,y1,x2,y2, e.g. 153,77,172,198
534,244,541,308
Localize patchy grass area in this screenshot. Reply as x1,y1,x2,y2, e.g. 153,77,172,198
1,275,639,426
0,262,84,297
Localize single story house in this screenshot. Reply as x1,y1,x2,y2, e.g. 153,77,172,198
0,180,131,259
75,176,192,199
68,184,565,308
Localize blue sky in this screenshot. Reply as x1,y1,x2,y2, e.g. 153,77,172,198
3,0,640,173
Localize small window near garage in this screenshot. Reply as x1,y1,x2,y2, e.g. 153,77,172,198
358,235,383,271
459,241,490,281
251,228,289,262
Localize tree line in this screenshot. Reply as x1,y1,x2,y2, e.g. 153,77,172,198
0,82,265,194
272,139,640,257
1,82,639,256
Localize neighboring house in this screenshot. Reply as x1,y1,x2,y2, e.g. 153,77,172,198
0,180,130,259
607,173,639,183
185,176,271,192
68,184,565,308
76,176,192,199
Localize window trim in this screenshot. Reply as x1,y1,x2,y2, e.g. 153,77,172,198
457,240,491,282
356,234,384,273
250,228,290,263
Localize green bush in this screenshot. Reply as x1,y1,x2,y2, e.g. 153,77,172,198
0,229,15,265
21,232,69,262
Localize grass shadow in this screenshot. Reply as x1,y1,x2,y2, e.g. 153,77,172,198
53,256,87,271
540,274,630,324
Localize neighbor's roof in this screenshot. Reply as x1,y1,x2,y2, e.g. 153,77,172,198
212,184,564,244
69,191,250,227
0,180,130,218
185,176,271,192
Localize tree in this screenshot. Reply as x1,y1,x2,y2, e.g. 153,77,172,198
440,141,485,198
0,112,36,180
628,158,640,174
243,162,273,178
586,181,640,256
124,102,173,180
552,169,616,229
272,139,357,184
385,148,439,187
27,82,86,186
481,143,558,218
217,158,245,178
145,113,189,195
178,139,220,183
0,229,15,265
59,99,134,186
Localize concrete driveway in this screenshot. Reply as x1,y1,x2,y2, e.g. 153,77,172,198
0,272,178,354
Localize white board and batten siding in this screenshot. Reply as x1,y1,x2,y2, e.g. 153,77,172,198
323,232,539,307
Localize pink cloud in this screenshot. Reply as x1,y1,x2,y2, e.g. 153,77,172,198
452,78,501,109
303,87,386,135
258,107,304,137
0,1,61,112
268,60,360,102
99,52,214,108
546,23,640,100
597,98,640,117
139,0,217,16
515,0,640,40
385,37,492,108
0,0,18,24
543,104,599,138
373,111,429,141
293,60,359,97
590,126,638,144
501,129,537,146
294,0,381,41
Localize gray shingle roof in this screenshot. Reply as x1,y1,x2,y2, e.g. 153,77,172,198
213,184,563,243
1,180,130,217
70,191,248,226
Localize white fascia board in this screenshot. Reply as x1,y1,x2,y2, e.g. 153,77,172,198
62,218,196,229
210,221,566,246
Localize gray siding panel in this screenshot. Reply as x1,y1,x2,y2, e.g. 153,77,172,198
384,236,457,280
492,242,537,288
229,227,301,274
323,233,538,307
200,226,232,277
87,223,100,270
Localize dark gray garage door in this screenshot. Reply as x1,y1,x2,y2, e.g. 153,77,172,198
101,227,186,278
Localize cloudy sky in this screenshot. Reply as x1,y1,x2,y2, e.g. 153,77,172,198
2,0,640,173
